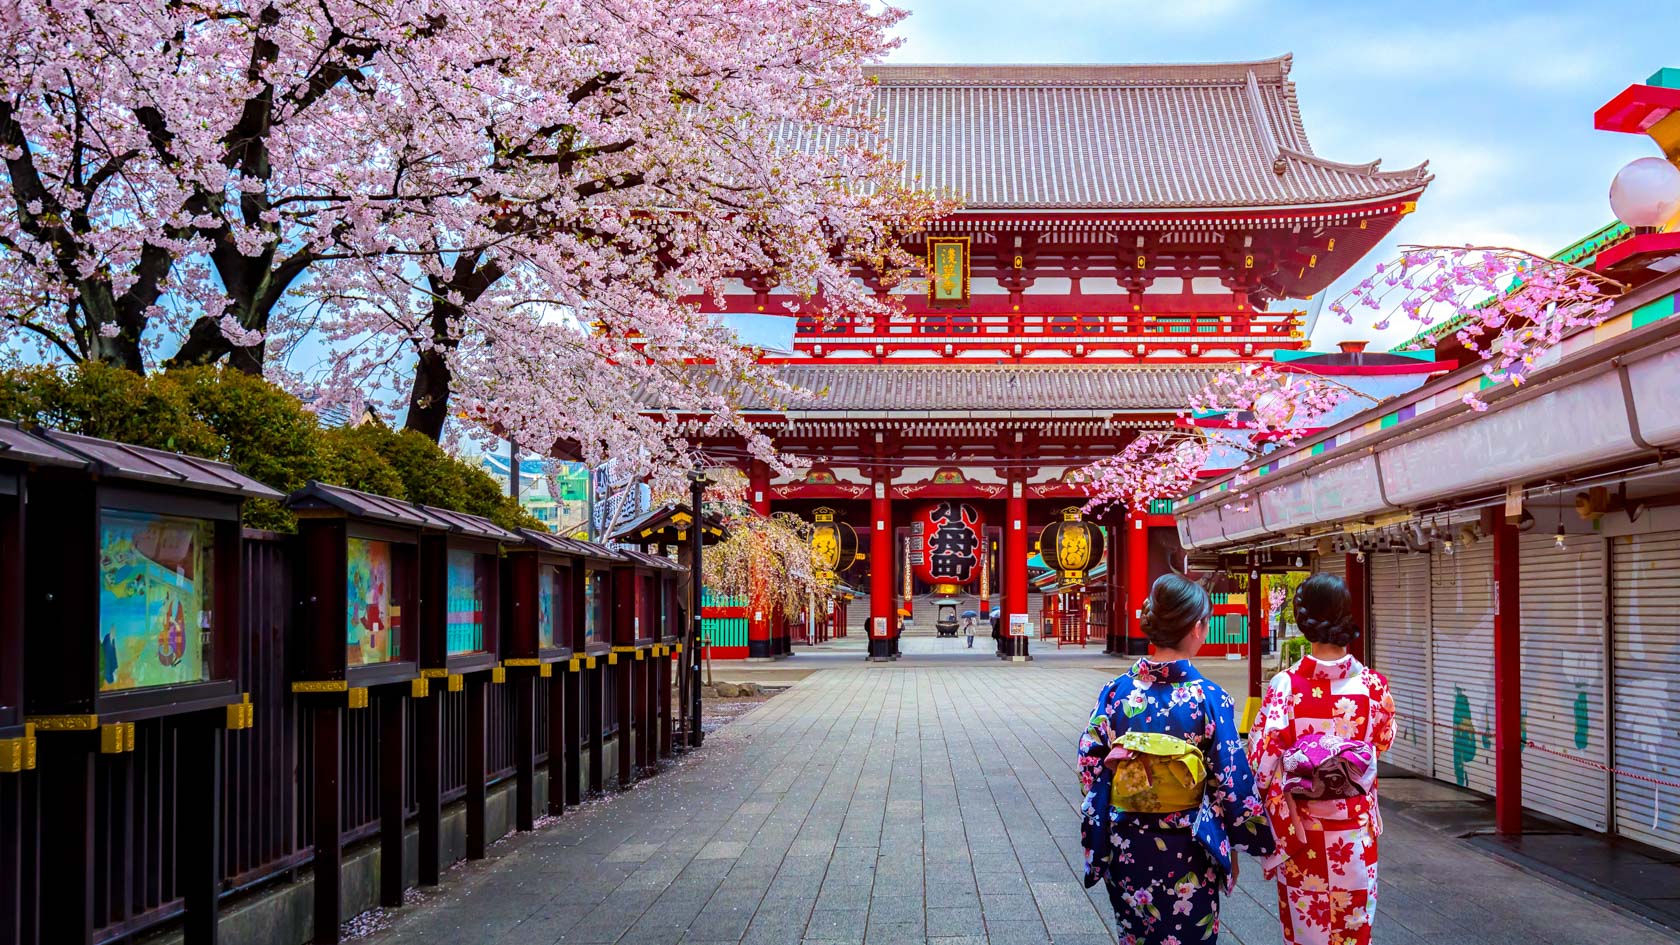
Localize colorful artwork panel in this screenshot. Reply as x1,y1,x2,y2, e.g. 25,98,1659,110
585,570,606,644
347,538,401,665
446,549,490,654
537,565,559,649
98,510,214,692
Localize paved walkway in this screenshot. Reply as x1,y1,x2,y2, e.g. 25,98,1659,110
362,664,1679,945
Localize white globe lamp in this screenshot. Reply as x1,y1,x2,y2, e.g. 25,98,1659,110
1253,388,1296,428
1171,439,1203,468
1609,156,1680,228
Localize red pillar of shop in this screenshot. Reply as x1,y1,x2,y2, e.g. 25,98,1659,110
1004,481,1030,660
1244,552,1264,733
868,476,894,661
1345,552,1368,664
1104,507,1125,654
1493,520,1523,835
746,461,774,659
1126,503,1150,655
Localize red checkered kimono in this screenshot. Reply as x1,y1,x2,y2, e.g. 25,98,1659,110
1247,655,1396,945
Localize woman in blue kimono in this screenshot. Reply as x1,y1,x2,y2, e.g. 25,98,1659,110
1078,574,1275,944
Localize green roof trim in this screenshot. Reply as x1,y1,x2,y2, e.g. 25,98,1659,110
1310,442,1327,456
1380,413,1400,429
1389,221,1632,353
1631,293,1678,329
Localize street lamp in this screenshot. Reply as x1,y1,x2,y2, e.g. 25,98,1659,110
685,468,709,748
1609,156,1680,229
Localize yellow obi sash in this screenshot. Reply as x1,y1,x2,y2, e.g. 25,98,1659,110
1108,732,1209,813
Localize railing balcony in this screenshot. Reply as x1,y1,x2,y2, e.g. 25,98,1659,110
791,310,1301,342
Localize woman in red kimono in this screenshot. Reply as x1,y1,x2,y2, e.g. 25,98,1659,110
1248,573,1396,945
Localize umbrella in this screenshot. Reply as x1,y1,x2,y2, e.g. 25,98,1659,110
961,609,980,618
990,608,1001,619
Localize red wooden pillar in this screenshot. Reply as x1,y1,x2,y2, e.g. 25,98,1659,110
747,462,774,659
1493,520,1523,835
1004,481,1029,660
1244,553,1263,733
1345,552,1367,665
1126,503,1150,655
868,476,894,660
1104,508,1125,653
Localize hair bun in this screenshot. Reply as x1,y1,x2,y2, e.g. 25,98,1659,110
1299,613,1358,647
1293,573,1360,647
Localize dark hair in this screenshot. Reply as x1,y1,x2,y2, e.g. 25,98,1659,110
1140,573,1212,648
1294,572,1360,648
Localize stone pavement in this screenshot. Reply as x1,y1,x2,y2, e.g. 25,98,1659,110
360,663,1680,945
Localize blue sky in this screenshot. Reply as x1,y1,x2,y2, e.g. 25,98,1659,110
886,0,1680,349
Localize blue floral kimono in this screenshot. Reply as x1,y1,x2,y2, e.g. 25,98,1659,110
1078,659,1275,944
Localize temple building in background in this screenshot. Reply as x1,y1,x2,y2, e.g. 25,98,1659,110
632,55,1437,658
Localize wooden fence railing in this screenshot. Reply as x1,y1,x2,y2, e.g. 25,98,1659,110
4,530,674,945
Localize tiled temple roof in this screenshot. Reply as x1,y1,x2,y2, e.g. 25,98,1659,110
711,364,1224,413
837,56,1430,211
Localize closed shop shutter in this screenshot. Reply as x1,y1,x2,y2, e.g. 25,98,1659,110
1318,553,1347,583
1369,552,1432,776
1519,534,1608,832
1430,541,1497,795
1610,531,1680,854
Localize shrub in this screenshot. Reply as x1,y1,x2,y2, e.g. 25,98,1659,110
0,364,541,532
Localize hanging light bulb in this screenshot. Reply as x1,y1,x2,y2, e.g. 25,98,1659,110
1554,522,1567,550
1355,550,1365,563
1443,537,1455,556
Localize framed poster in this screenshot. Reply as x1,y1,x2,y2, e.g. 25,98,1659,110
346,537,401,665
584,568,608,645
97,510,215,692
445,549,492,655
537,564,560,649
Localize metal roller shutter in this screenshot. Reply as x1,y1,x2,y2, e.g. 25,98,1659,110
1317,553,1346,583
1369,552,1432,776
1519,534,1608,832
1431,541,1497,795
1610,532,1680,854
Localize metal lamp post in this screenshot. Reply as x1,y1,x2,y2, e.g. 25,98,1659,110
686,469,708,747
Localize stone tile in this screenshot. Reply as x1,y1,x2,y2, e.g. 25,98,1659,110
926,906,986,938
804,908,869,941
980,918,1053,944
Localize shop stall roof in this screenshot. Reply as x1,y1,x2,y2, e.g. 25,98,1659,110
36,427,282,500
570,538,628,562
0,420,88,468
414,504,519,543
287,480,441,528
619,548,684,572
514,526,599,557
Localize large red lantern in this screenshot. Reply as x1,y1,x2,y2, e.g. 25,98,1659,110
910,500,984,596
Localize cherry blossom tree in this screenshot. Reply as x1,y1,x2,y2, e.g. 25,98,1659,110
0,0,483,373
1331,245,1625,405
1083,366,1368,511
1,0,947,499
686,469,833,616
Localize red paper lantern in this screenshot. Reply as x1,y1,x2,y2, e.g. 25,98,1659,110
910,500,984,596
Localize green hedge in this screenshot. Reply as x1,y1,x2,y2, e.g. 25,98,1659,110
0,363,540,532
